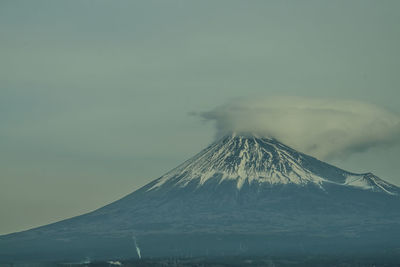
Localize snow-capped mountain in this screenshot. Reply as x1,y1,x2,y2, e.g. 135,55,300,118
1,134,400,262
148,134,398,194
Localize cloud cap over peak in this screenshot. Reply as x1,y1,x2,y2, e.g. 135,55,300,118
200,96,400,160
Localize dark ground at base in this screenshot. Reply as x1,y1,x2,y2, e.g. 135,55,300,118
2,255,400,267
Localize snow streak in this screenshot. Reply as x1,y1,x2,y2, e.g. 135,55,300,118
148,134,398,195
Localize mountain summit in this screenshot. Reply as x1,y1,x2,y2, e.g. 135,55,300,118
1,134,400,262
148,134,398,194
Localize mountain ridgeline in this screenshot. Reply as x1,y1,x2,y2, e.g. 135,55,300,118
1,134,400,262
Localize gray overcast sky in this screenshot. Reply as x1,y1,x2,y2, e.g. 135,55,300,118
1,0,400,235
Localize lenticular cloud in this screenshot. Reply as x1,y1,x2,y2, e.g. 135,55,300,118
200,96,400,160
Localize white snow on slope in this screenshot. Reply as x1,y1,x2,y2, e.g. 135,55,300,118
148,134,398,195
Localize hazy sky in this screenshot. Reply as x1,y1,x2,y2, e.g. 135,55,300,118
1,0,400,235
